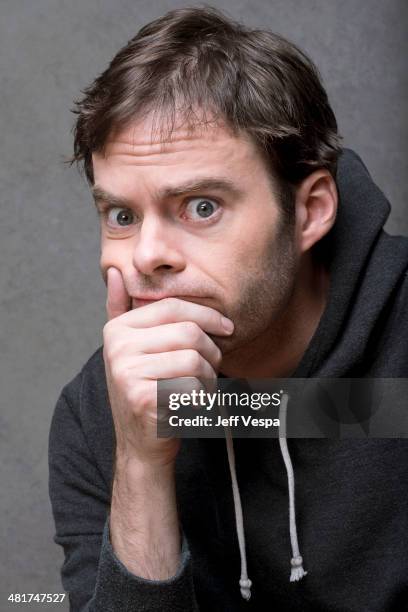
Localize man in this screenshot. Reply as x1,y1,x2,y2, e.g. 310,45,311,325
48,7,408,611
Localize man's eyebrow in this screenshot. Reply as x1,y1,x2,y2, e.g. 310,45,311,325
158,177,244,199
92,177,243,208
92,187,132,208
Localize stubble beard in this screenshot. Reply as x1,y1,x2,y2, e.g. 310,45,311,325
213,218,297,356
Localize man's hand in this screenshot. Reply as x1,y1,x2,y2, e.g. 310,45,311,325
103,267,234,468
104,267,234,580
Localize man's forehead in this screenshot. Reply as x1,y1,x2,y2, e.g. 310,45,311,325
90,116,280,210
94,113,254,160
90,113,274,202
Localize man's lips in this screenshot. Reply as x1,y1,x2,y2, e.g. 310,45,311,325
131,295,208,308
132,298,161,307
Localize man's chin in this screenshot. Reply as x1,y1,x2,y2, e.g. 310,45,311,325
209,332,238,354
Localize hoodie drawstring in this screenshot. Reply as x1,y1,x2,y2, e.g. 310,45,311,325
278,393,308,582
223,392,307,602
224,421,253,601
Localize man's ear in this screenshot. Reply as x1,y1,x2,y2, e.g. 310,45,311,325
295,169,338,253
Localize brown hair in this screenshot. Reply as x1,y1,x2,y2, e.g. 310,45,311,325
70,6,342,216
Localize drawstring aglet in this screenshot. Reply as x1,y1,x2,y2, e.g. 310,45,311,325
290,555,308,582
239,577,252,600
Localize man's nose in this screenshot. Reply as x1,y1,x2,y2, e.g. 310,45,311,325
132,215,186,275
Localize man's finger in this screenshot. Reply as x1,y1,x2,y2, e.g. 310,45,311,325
116,297,234,336
106,267,131,321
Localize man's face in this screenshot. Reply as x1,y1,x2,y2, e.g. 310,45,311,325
92,116,297,354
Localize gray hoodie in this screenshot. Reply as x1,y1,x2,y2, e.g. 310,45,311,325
48,149,408,611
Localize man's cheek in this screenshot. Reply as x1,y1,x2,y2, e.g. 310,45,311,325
99,246,125,284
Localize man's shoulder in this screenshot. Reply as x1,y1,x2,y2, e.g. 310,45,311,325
55,345,111,434
59,345,105,403
49,346,114,500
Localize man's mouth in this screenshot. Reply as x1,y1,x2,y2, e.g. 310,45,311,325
131,295,209,308
132,297,162,307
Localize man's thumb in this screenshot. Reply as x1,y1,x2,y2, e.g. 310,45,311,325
106,267,131,320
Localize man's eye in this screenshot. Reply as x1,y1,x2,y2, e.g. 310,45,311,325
106,207,135,227
185,198,219,220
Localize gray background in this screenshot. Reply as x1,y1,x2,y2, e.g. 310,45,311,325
1,0,406,609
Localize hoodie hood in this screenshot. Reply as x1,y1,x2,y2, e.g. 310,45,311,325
293,148,408,377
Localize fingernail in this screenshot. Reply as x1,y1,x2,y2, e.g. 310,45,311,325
221,316,234,334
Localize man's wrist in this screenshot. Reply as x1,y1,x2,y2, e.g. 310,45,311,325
113,452,176,487
110,455,181,580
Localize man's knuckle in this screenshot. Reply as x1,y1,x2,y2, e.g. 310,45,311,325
207,363,217,379
187,349,202,373
103,339,121,364
183,321,201,341
129,384,154,414
111,363,130,387
103,342,115,365
103,320,112,339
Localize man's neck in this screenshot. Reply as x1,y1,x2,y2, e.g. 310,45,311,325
220,255,329,378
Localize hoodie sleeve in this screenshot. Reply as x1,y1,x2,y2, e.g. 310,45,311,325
48,388,199,612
